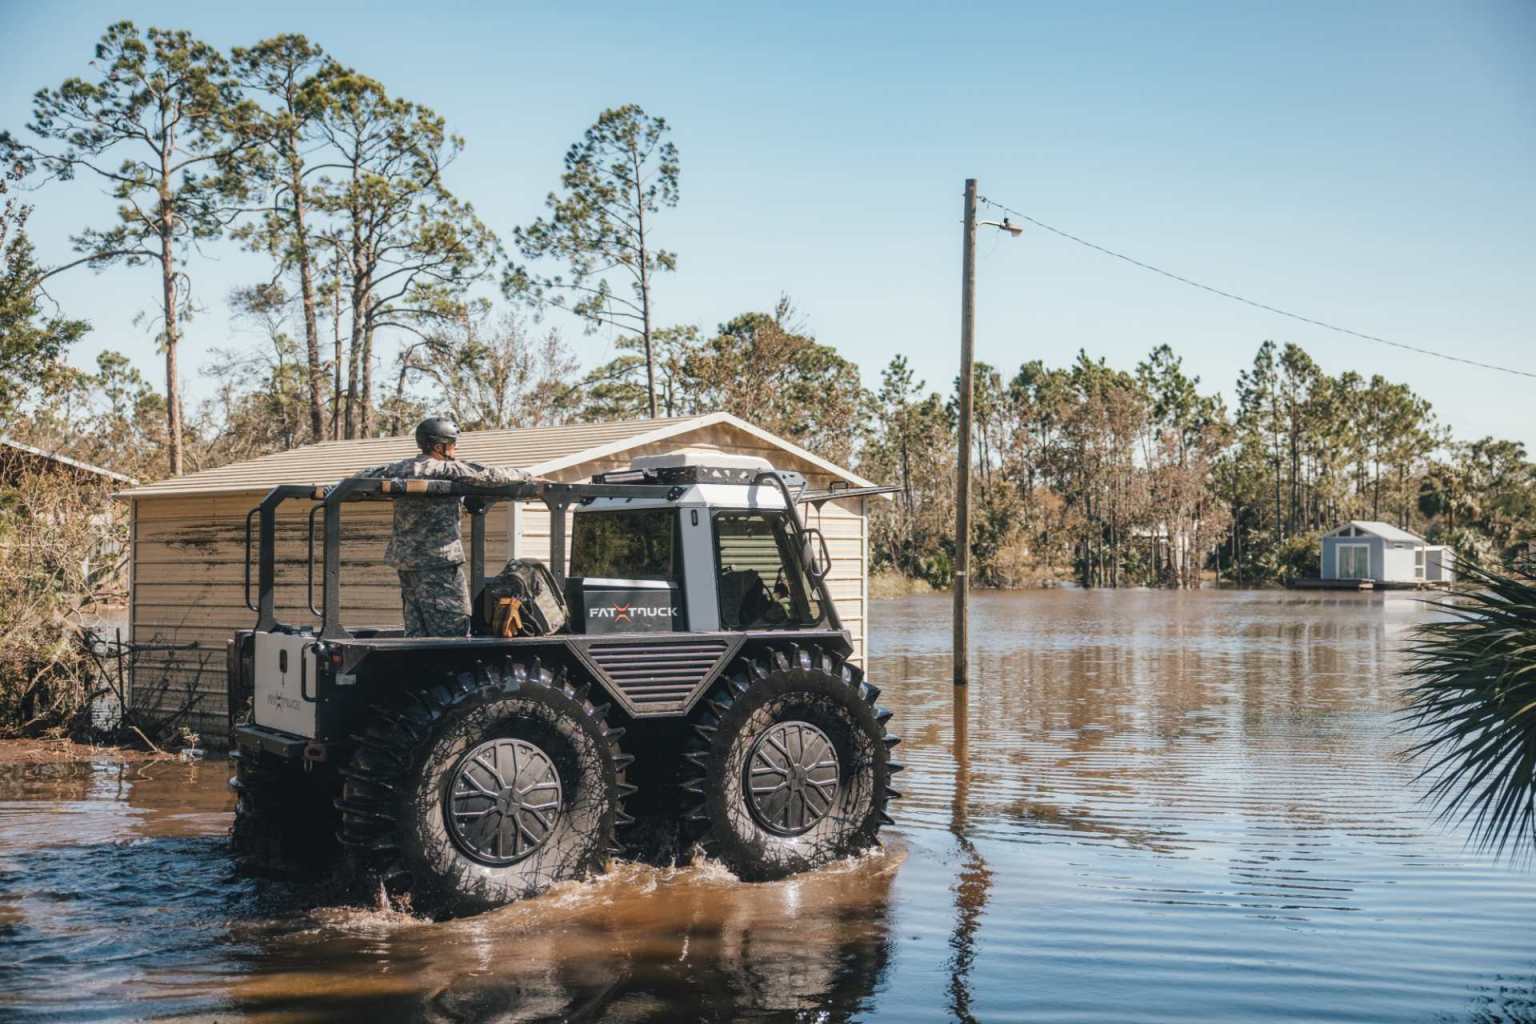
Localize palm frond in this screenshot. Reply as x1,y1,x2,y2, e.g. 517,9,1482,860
1401,561,1536,859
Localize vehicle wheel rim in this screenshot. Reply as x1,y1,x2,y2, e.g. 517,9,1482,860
743,720,841,836
446,737,563,865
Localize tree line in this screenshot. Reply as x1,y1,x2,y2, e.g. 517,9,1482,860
861,342,1534,588
2,24,685,478
3,22,1533,589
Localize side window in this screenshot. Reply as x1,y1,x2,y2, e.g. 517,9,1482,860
713,511,822,629
570,509,678,580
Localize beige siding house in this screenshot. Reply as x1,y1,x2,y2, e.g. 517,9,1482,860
119,413,877,742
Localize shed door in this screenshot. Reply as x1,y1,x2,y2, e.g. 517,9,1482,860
1338,543,1371,579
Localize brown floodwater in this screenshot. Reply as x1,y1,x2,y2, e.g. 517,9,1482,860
2,590,1534,1022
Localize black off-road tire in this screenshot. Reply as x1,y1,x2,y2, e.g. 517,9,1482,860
229,749,341,875
680,642,902,881
336,658,633,917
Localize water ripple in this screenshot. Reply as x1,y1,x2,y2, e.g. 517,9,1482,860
0,591,1532,1021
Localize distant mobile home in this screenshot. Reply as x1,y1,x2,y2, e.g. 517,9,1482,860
1319,521,1454,586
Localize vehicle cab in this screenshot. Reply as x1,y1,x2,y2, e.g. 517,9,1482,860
566,453,834,636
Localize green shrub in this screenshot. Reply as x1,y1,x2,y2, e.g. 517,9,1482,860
0,460,124,735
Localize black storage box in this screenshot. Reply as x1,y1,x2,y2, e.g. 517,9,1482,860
565,577,685,634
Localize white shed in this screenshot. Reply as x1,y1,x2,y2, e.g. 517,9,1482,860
118,413,878,742
1319,520,1447,585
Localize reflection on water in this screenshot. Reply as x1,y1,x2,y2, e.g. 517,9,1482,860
216,854,898,1022
946,683,991,1024
1,590,1535,1021
0,762,897,1022
882,590,1536,1024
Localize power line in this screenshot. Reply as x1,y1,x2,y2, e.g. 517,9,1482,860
978,195,1536,381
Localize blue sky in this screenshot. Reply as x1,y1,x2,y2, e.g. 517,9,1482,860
4,1,1533,447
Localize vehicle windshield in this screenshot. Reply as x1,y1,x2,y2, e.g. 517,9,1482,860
570,508,678,580
713,510,823,629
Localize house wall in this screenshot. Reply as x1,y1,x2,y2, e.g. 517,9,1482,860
129,426,873,742
1322,534,1422,582
1380,542,1420,583
1323,536,1383,579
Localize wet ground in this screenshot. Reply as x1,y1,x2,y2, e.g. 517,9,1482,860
2,590,1534,1022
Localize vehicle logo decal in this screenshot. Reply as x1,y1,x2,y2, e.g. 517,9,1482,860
589,604,678,620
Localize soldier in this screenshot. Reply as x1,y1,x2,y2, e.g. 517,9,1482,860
361,417,534,637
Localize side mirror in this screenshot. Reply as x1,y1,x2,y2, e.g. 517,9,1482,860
801,528,833,580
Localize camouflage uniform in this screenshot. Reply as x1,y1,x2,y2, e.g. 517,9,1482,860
360,453,530,637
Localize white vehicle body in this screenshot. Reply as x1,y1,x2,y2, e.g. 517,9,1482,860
573,476,794,633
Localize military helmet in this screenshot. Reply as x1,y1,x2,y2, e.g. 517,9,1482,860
415,416,460,452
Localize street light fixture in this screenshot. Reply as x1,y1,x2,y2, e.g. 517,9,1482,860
980,217,1023,237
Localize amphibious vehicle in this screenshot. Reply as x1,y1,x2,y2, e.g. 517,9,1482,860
229,453,901,914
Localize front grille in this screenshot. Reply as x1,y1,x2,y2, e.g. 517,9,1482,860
584,638,732,714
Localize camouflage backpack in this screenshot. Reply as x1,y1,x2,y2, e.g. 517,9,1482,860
481,560,568,637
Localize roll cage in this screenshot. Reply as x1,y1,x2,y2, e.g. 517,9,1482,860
245,472,893,641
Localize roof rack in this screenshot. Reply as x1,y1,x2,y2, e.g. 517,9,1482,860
593,464,807,488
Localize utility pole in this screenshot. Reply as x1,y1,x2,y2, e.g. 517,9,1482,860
952,182,1021,685
954,179,978,685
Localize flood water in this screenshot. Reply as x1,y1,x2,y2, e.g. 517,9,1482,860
2,590,1534,1022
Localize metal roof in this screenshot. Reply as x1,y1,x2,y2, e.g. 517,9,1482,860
1329,520,1427,544
119,412,876,498
0,436,138,485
